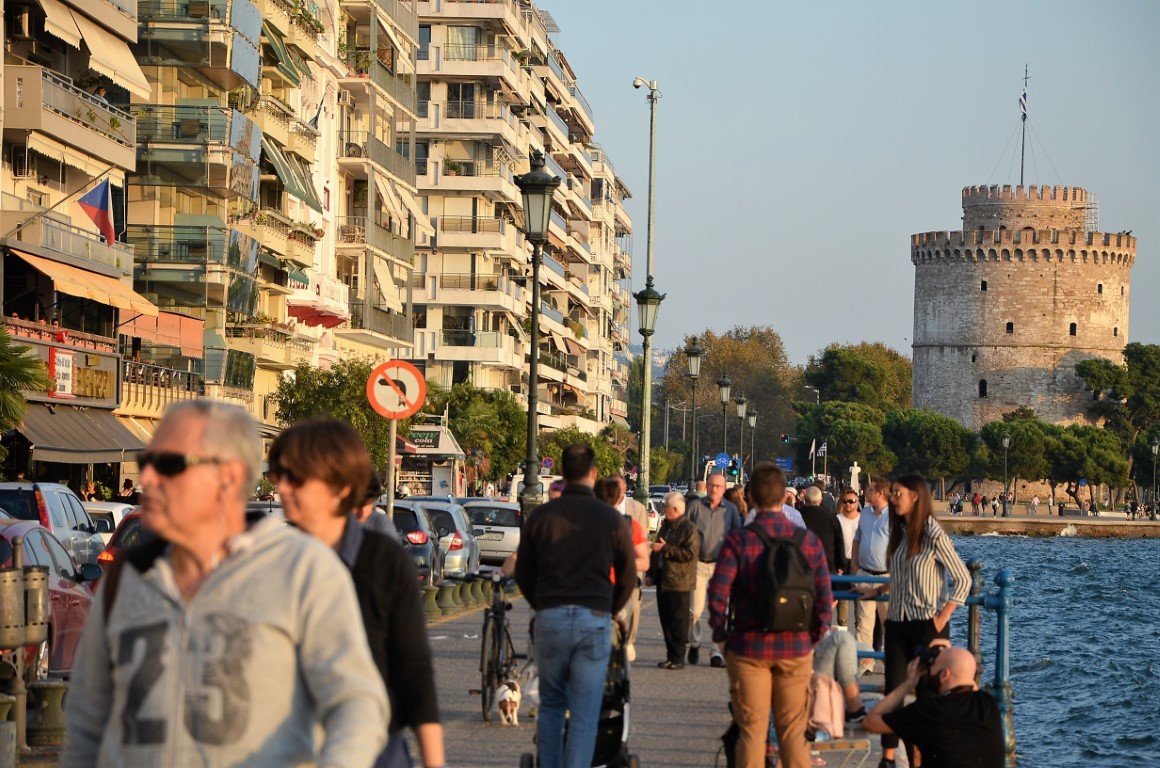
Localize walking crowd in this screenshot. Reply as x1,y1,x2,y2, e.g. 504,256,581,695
59,399,1005,768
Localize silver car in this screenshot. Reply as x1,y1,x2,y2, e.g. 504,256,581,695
0,483,105,565
463,501,521,564
421,500,481,578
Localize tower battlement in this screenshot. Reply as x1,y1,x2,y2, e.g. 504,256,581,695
911,229,1136,250
962,184,1088,205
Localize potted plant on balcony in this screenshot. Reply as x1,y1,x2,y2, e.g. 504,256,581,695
444,158,463,176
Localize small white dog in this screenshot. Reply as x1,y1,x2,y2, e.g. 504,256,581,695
496,679,522,725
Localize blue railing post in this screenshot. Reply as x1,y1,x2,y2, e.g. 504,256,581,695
984,569,1017,767
967,559,984,683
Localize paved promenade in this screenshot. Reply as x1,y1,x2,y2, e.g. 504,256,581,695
430,587,886,767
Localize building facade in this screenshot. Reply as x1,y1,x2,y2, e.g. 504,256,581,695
911,184,1135,431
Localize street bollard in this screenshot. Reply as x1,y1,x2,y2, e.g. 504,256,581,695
469,578,484,607
455,580,471,609
436,582,458,615
423,586,440,619
481,578,493,604
26,680,67,746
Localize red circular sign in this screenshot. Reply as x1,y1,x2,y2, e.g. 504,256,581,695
366,360,427,419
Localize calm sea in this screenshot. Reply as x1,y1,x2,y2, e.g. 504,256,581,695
949,534,1160,768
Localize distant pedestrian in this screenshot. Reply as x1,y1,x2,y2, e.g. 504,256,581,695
686,473,742,667
516,444,636,768
93,86,107,103
971,492,981,515
835,487,861,629
1031,494,1040,516
725,485,748,522
853,478,891,660
651,491,699,670
990,496,999,517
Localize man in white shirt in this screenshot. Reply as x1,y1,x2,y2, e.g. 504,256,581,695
852,478,891,666
836,488,861,629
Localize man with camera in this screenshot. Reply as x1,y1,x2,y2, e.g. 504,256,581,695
864,641,1005,768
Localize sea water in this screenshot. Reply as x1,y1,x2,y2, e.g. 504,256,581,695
949,535,1160,767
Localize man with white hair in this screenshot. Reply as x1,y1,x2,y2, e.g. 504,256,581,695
650,491,699,669
64,400,389,767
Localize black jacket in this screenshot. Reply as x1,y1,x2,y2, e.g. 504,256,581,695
798,504,850,575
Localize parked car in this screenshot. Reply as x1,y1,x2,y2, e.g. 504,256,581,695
646,498,663,534
97,510,149,567
0,520,101,681
391,501,445,587
463,501,521,564
0,483,105,565
420,500,481,578
649,485,673,496
82,501,135,535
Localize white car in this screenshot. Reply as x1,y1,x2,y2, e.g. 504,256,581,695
81,501,136,535
646,498,663,534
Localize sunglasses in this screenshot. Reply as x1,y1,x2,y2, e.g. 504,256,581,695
842,498,859,504
269,465,305,487
138,451,223,477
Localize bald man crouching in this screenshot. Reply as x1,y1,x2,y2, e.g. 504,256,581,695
864,641,1005,768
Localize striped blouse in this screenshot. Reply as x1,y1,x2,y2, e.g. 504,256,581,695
886,517,971,622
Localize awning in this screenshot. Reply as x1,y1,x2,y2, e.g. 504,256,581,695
397,434,417,454
28,134,125,184
14,250,158,316
261,137,312,208
393,182,435,236
286,265,309,286
550,333,568,354
20,404,146,464
286,153,324,213
263,22,300,86
408,426,465,458
564,336,585,357
115,415,155,444
118,310,202,355
38,0,81,48
257,250,281,269
379,24,413,73
371,257,403,314
374,175,408,224
70,10,151,98
610,414,629,428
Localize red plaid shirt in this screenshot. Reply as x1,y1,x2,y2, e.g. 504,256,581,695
708,509,833,659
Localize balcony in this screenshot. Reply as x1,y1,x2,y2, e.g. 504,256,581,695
337,130,415,185
339,290,413,347
335,216,414,266
415,0,526,38
420,100,526,159
5,66,136,171
435,329,521,369
287,119,319,164
231,208,292,258
1,198,134,275
131,105,261,202
252,96,293,147
432,154,518,201
137,0,262,90
339,48,416,115
120,360,205,418
422,273,524,313
417,43,528,97
224,322,297,369
127,224,260,314
437,216,514,251
287,273,349,328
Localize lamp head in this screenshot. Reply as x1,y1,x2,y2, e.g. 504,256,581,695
1002,433,1011,450
685,336,703,378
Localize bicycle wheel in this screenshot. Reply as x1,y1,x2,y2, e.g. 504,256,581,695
480,614,498,720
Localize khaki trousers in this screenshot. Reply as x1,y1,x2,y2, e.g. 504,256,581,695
855,567,888,650
726,650,814,768
688,561,717,654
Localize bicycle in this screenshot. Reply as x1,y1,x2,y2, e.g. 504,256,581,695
474,571,525,721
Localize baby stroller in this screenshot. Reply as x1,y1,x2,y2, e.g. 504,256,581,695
519,622,640,768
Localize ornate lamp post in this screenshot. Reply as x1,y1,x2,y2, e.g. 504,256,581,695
734,393,748,477
633,278,665,503
685,336,703,486
717,373,731,456
515,150,560,516
1001,432,1011,517
747,410,757,474
1151,436,1159,513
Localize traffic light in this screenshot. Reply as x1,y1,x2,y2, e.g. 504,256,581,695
727,459,739,478
780,433,791,443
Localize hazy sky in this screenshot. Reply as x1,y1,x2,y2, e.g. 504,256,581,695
544,0,1159,366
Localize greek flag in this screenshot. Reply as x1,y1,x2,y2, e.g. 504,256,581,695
816,441,828,457
1019,88,1028,116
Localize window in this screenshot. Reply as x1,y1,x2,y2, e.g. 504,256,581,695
1098,283,1103,294
981,280,988,292
22,530,52,569
1121,286,1125,296
43,533,78,578
1006,322,1014,334
446,26,478,61
1114,327,1119,337
417,82,430,118
1069,323,1077,336
979,380,988,398
446,83,475,119
971,353,977,363
418,25,430,60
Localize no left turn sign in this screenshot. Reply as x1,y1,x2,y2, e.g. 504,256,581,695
367,360,427,419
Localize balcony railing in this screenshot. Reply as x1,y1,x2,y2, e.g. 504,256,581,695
36,68,136,148
438,273,501,290
540,302,565,324
441,329,506,348
547,105,569,137
441,99,506,120
550,210,567,231
347,291,413,341
121,360,205,412
439,216,504,234
132,104,239,144
335,216,413,264
42,218,135,273
568,85,594,125
337,130,415,184
546,52,566,84
541,252,566,278
4,317,117,353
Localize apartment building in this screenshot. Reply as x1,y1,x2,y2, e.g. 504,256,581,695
411,0,632,432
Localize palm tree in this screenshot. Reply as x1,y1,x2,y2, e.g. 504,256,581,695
451,399,500,489
0,327,51,469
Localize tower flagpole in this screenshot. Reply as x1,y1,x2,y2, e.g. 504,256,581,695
1019,65,1029,186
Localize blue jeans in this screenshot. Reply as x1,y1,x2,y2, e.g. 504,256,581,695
534,605,612,768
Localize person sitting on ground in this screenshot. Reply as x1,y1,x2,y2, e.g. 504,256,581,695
864,642,1005,768
812,627,871,724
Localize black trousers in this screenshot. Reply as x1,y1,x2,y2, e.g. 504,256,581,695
656,582,691,665
881,617,950,750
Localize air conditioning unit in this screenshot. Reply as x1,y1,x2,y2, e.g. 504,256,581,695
11,7,33,39
12,147,34,178
337,91,353,107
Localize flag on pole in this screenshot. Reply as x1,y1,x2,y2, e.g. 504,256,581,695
816,441,828,457
808,438,816,460
78,178,115,244
1018,88,1028,117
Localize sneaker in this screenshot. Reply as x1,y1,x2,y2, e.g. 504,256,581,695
845,707,867,724
710,655,726,668
687,646,700,665
859,661,875,676
877,759,895,768
657,660,684,670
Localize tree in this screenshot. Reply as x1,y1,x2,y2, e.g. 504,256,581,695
0,328,52,475
649,446,685,485
424,381,527,482
1076,342,1160,450
794,401,894,478
272,359,403,470
882,409,973,482
978,419,1048,500
538,427,620,478
803,342,912,412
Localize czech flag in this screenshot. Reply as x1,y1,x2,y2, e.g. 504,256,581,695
78,178,115,244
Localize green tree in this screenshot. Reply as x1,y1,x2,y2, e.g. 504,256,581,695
0,328,52,475
1076,342,1160,452
271,359,402,470
882,409,973,482
424,381,527,481
538,426,620,478
978,419,1048,500
803,342,912,412
648,446,685,485
794,401,894,478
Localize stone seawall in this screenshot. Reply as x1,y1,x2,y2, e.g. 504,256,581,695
937,514,1160,539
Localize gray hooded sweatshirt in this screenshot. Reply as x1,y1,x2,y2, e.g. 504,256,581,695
63,516,388,767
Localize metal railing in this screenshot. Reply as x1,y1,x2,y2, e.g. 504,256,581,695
337,130,416,184
540,302,564,324
42,218,135,272
568,85,593,124
440,329,507,348
547,105,569,137
34,67,136,148
439,216,504,234
122,360,205,412
540,252,566,278
132,104,237,144
347,293,412,341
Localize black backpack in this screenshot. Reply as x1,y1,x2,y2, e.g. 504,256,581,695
746,524,816,633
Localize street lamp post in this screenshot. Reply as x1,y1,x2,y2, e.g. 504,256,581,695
717,373,731,456
1001,432,1011,517
747,410,757,474
515,150,560,517
686,337,703,486
1151,437,1159,514
734,394,748,477
633,278,664,503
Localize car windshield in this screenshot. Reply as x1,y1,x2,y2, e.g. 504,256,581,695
467,506,520,527
110,517,153,550
0,491,38,521
394,510,420,534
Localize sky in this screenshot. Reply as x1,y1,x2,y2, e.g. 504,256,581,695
544,0,1160,366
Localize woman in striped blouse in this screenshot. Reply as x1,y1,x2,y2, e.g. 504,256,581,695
859,473,971,768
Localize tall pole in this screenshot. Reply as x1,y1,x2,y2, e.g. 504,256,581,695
637,334,652,500
1002,433,1011,518
690,378,698,485
521,240,543,512
664,399,670,450
633,77,660,505
721,400,728,456
1019,65,1029,187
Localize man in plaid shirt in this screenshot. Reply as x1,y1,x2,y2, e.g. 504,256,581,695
709,463,833,768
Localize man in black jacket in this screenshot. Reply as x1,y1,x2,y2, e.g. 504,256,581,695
799,485,849,577
516,444,635,768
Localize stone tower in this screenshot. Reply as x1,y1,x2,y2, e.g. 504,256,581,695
911,184,1135,431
